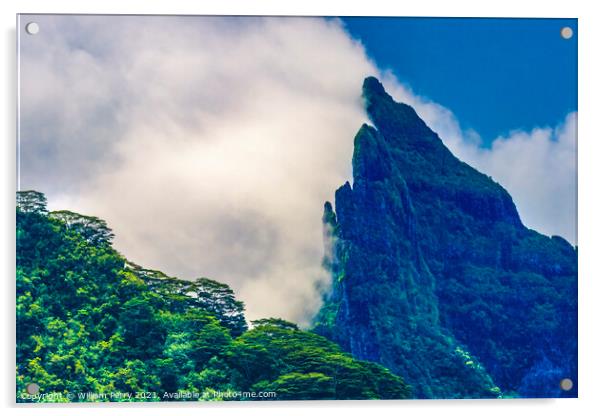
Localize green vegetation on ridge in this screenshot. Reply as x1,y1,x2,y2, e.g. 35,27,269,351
16,190,411,402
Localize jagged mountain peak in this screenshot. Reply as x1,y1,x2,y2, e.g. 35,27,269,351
314,78,577,399
357,77,522,227
362,76,436,148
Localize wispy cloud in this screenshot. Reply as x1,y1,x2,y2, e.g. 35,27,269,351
19,15,576,325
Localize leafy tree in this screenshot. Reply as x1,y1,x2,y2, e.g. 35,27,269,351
17,190,48,214
119,293,167,359
49,210,114,245
185,278,248,337
252,318,299,330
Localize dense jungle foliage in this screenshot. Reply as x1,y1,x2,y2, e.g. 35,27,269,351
16,190,410,402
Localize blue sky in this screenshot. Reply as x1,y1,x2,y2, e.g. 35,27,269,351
341,17,577,144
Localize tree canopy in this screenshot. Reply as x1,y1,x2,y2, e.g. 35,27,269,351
16,192,411,402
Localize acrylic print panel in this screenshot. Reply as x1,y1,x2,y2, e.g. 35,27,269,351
16,14,577,402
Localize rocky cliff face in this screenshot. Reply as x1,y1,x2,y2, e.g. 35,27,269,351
313,77,577,398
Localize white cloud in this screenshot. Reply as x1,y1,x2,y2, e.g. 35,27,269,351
468,113,577,244
20,16,377,325
19,16,576,325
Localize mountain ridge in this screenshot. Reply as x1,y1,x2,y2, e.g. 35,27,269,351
314,77,577,398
